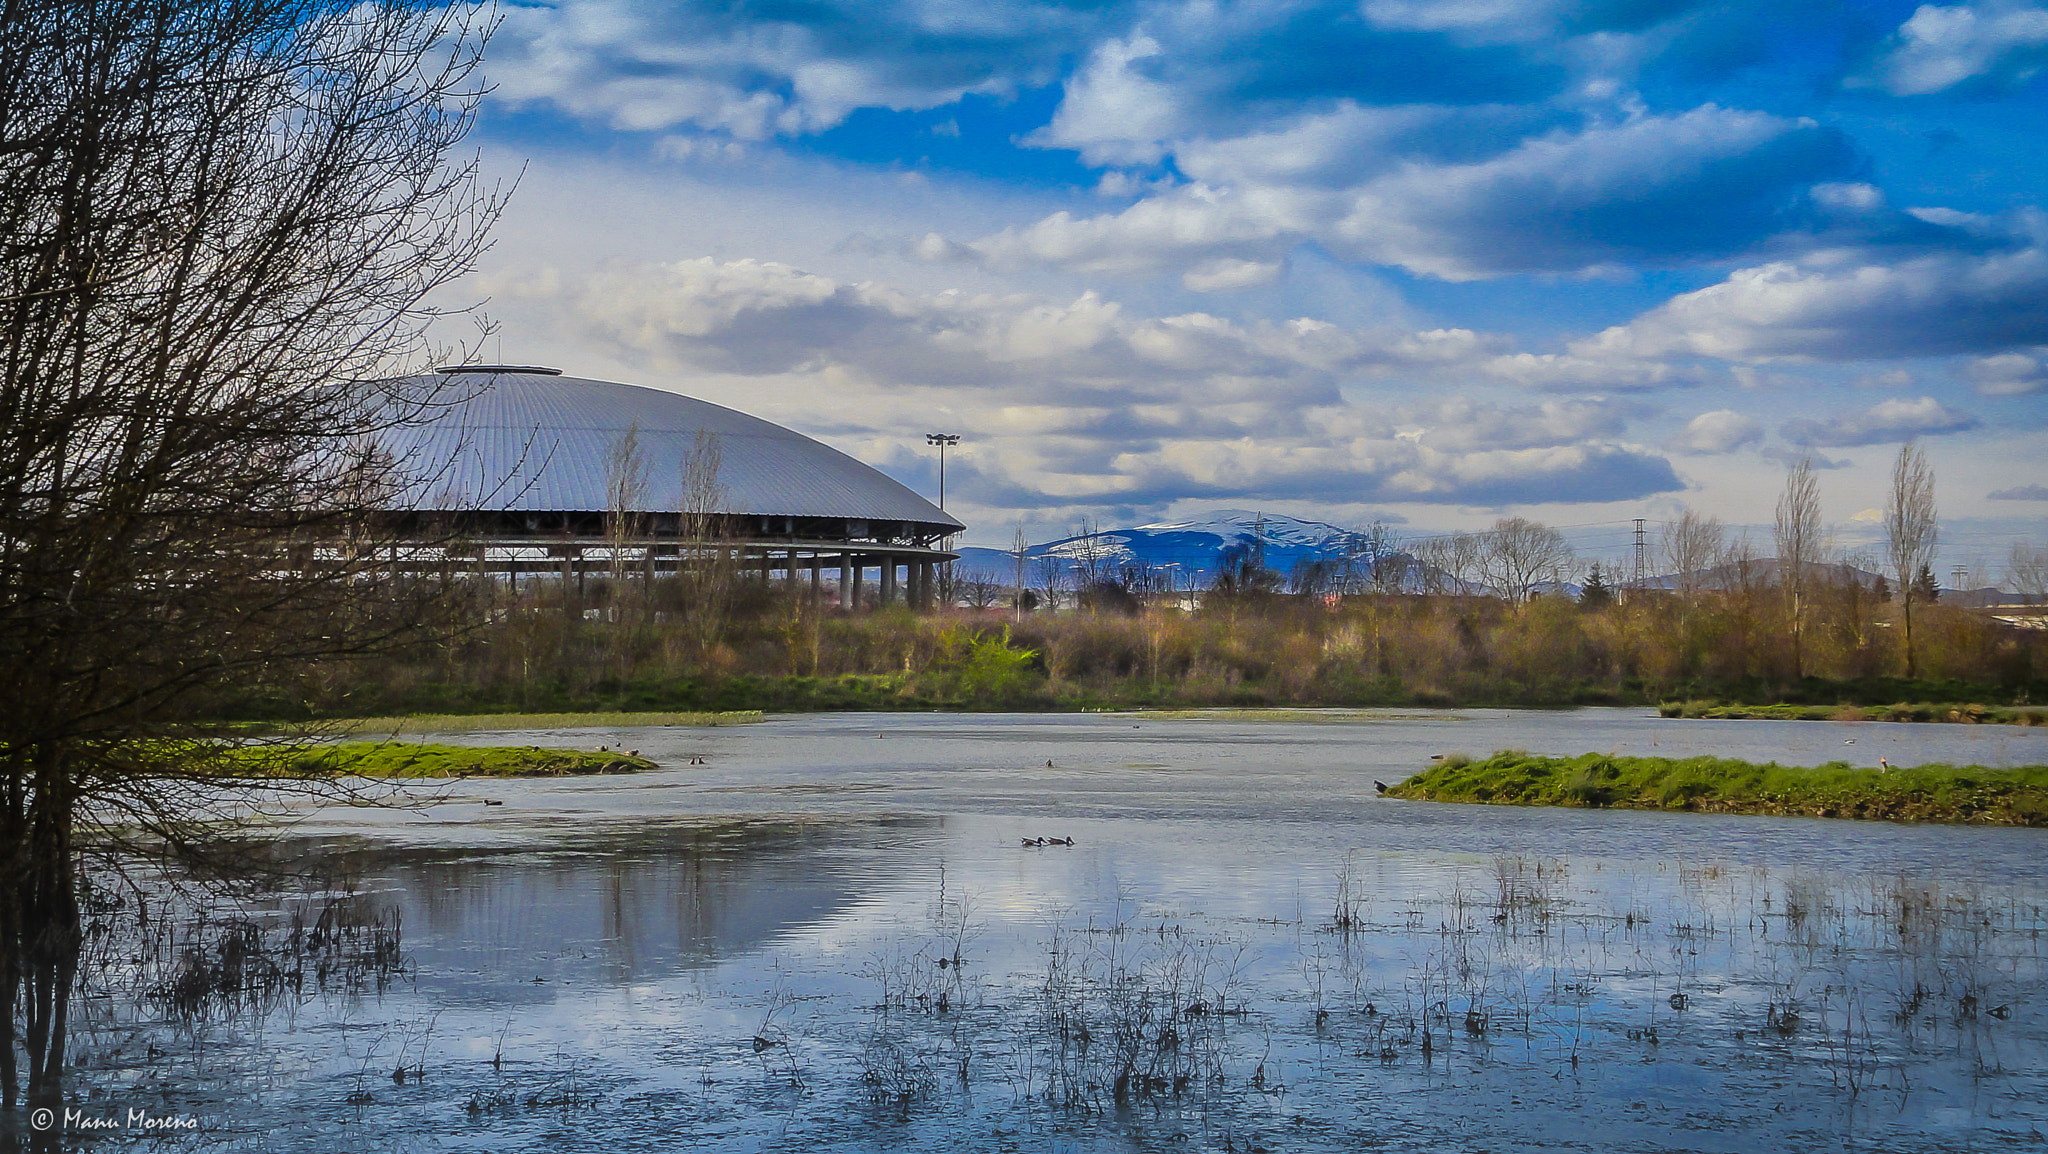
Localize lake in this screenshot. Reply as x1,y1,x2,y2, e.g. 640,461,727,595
49,709,2048,1152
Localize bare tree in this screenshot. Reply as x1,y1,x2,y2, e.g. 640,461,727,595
1011,525,1031,618
1034,553,1070,612
1884,442,1939,678
2010,541,2048,605
1773,456,1823,679
676,428,735,655
1661,507,1725,606
1349,520,1405,593
960,571,1007,610
605,421,651,618
1476,518,1574,603
1413,531,1487,595
0,0,501,1108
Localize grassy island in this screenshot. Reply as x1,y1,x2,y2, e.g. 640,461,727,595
1387,750,2048,827
1659,700,2048,726
255,742,659,778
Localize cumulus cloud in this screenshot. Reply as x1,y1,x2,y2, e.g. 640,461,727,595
1580,220,2048,361
1780,396,1981,447
1962,350,2048,393
1760,446,1853,468
1671,409,1765,453
481,256,1683,510
1868,3,2048,95
1330,108,1860,279
978,107,1869,281
484,0,1109,137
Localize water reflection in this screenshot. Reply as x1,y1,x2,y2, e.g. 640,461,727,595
263,817,942,994
32,712,2048,1152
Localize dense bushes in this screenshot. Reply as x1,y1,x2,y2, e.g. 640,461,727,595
214,568,2048,719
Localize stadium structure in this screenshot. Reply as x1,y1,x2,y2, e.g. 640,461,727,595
375,365,962,608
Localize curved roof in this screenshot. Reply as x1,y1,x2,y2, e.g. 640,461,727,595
380,368,962,530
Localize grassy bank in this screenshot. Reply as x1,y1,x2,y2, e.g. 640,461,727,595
1659,700,2048,726
1387,750,2048,826
250,742,659,778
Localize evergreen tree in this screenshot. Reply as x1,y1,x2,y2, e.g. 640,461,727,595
1579,564,1614,611
1915,563,1941,604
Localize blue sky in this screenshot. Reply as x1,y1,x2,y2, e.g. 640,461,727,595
448,0,2047,577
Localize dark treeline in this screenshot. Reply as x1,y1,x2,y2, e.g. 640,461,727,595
220,555,2048,718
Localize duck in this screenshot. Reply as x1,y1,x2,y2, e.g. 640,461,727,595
1374,781,1389,795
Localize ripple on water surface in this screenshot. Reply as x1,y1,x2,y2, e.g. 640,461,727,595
66,710,2048,1151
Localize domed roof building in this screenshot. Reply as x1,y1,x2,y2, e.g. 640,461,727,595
379,366,961,607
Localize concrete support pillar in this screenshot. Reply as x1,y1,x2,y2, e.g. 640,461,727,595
881,558,898,607
918,561,935,610
840,554,859,611
810,553,823,601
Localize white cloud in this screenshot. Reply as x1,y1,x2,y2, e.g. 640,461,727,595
972,107,1860,281
480,256,1682,512
1581,228,2048,361
967,183,1317,275
1331,107,1855,280
1869,3,2048,95
1672,410,1765,453
484,0,1097,138
1962,350,2048,394
1780,396,1981,447
1181,257,1284,292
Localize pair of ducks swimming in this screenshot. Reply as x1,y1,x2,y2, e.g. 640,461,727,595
1021,836,1076,847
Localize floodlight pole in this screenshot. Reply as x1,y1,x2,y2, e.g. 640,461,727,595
925,433,959,509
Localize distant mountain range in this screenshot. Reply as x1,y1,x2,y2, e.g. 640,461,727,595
954,510,1399,589
954,509,2013,602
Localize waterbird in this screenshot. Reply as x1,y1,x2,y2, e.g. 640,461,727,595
1843,738,1855,744
1374,781,1388,794
482,799,504,806
1429,754,1445,761
1880,757,1891,770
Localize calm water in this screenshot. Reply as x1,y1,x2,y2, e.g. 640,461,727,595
47,710,2048,1151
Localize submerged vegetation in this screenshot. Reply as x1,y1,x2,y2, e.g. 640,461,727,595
77,835,2047,1150
1390,750,2048,826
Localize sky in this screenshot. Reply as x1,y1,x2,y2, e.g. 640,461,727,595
441,0,2048,577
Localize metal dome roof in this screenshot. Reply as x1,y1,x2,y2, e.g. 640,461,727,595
380,368,962,530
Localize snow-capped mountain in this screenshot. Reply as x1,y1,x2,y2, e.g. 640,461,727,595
955,510,1402,588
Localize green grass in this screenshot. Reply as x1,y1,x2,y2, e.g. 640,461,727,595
1658,700,2048,726
242,741,658,778
1387,750,2048,826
